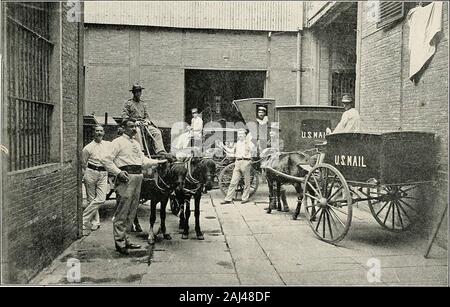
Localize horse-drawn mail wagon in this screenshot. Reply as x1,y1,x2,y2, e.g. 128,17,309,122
301,131,436,243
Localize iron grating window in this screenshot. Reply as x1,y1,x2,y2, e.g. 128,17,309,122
331,72,355,107
376,2,405,29
6,2,54,171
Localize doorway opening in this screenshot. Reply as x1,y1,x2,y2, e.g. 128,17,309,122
185,69,266,125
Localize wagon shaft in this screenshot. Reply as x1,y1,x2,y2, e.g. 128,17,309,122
264,167,305,184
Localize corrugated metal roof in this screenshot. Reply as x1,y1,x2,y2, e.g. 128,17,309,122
84,1,303,31
304,1,332,23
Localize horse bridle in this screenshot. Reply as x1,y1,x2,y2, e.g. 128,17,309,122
184,157,215,195
186,157,200,186
154,161,185,193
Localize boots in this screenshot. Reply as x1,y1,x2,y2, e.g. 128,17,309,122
281,190,289,212
292,197,302,220
132,215,143,232
265,197,277,214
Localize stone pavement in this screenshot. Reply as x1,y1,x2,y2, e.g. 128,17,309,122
31,186,448,286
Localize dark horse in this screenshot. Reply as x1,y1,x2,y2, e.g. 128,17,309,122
138,160,187,244
174,157,216,240
262,151,313,220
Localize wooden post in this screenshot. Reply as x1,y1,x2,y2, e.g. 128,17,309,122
424,204,448,258
1,0,10,283
76,1,85,238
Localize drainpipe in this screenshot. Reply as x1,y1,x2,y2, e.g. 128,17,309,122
0,1,9,284
296,28,303,105
265,31,272,98
77,4,85,238
355,2,363,112
59,2,63,166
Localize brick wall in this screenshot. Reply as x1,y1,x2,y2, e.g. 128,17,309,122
62,2,83,248
3,3,83,283
300,31,314,105
359,2,448,244
84,26,301,126
267,32,298,106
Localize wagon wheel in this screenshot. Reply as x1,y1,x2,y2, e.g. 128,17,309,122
303,163,352,244
212,157,231,189
218,163,259,199
368,184,421,232
212,166,222,189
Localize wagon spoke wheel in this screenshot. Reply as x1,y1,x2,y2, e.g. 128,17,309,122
248,168,259,197
303,164,352,244
218,163,259,199
368,184,421,232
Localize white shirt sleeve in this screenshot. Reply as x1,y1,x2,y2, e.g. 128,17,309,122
333,109,361,133
141,151,162,169
192,117,203,132
101,140,122,176
249,141,257,157
99,141,111,163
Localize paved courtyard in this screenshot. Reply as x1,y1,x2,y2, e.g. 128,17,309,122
31,186,448,286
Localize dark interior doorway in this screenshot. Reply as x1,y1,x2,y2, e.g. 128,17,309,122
185,70,266,125
314,2,357,106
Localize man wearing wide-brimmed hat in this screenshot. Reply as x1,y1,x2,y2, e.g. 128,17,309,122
327,94,361,134
122,82,173,160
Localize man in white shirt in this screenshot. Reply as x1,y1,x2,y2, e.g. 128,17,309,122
327,94,361,134
82,125,110,236
190,108,203,149
102,118,166,255
220,129,256,204
172,125,193,152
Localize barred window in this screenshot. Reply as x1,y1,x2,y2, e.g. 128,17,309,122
6,2,53,171
331,72,355,107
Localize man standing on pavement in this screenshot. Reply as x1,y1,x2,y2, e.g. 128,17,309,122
122,82,174,160
82,125,110,236
102,118,167,255
220,129,256,204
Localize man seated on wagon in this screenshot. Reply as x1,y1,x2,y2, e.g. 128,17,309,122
190,107,203,147
255,106,269,155
171,124,199,159
122,82,175,161
256,106,269,126
326,94,361,134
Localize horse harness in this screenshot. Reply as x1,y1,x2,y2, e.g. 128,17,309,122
262,150,316,170
184,157,203,195
152,161,185,193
